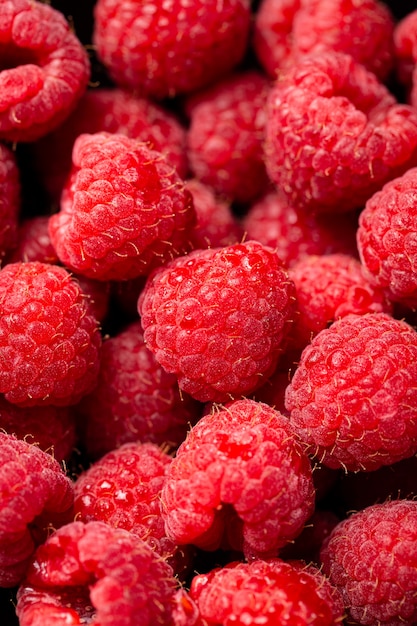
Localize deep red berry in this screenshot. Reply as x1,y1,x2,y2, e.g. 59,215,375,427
0,143,20,260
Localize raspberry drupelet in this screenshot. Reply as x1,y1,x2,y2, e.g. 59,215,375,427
161,399,315,560
265,51,417,214
16,521,179,626
0,261,102,407
138,240,296,403
93,0,251,100
0,0,90,143
189,558,344,625
285,312,417,472
321,499,417,625
49,132,195,282
0,432,74,588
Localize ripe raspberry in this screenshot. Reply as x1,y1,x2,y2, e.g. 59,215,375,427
0,432,74,587
93,0,251,100
31,87,188,203
139,240,296,403
288,253,392,349
265,51,417,214
357,166,417,308
321,499,417,625
285,312,417,472
7,216,59,265
77,319,200,460
0,143,20,260
0,395,76,462
242,191,359,267
185,179,243,250
74,442,193,578
16,520,178,626
394,9,417,105
185,71,271,204
0,0,90,143
0,261,102,407
189,558,344,625
161,399,315,560
253,0,395,81
49,132,195,281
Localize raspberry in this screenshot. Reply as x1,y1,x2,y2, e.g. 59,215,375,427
185,179,243,250
138,240,296,403
394,9,417,105
189,558,344,625
0,261,102,407
77,319,200,460
49,132,195,281
357,166,417,308
281,509,340,565
265,51,417,214
285,312,417,472
242,191,359,267
185,71,271,204
30,87,188,203
0,0,90,143
0,432,74,587
7,216,59,265
74,441,193,578
161,399,315,560
253,0,395,81
288,253,392,349
0,142,20,260
321,499,417,625
16,520,178,626
93,0,251,99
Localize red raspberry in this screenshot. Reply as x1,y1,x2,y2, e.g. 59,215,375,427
357,166,417,308
253,0,394,81
49,132,195,281
189,558,344,625
265,51,417,214
185,71,271,204
74,442,193,578
0,395,76,462
30,87,188,203
0,261,102,407
0,143,20,260
321,499,417,625
185,179,243,250
77,319,200,460
242,191,359,267
0,0,90,143
394,9,417,105
288,253,392,349
16,520,178,626
285,312,417,472
7,216,59,265
93,0,251,100
138,241,296,403
161,399,315,560
0,432,74,587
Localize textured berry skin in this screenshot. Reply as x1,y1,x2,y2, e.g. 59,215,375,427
285,313,417,472
74,442,193,577
49,132,195,281
321,500,417,625
31,87,188,203
139,241,296,403
161,399,315,560
186,71,271,204
0,261,102,407
93,0,251,99
357,167,417,308
253,0,394,81
77,320,200,460
289,253,392,348
0,143,20,260
265,51,417,214
242,191,359,267
0,0,90,142
190,558,344,626
16,521,178,626
0,432,74,587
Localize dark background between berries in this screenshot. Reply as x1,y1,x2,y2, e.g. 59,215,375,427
3,1,417,624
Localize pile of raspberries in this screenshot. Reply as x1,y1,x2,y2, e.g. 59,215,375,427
2,0,417,624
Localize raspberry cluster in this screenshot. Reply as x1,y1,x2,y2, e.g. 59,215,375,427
2,1,417,625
